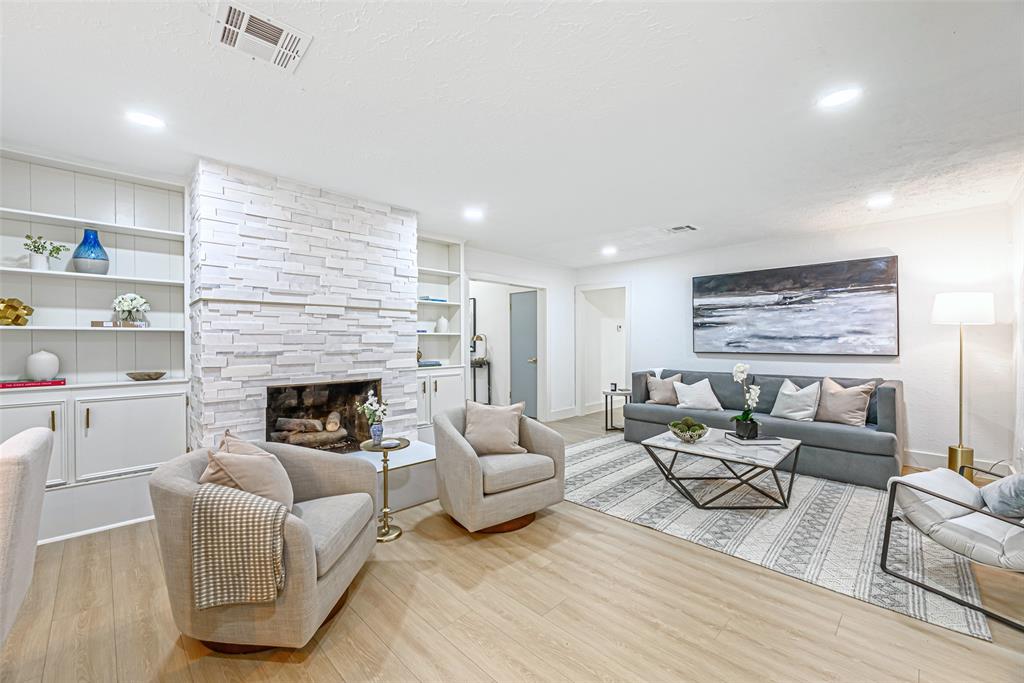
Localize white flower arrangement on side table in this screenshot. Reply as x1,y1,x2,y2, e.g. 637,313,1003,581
356,389,390,445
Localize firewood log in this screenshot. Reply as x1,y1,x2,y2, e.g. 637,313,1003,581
325,411,342,432
269,431,293,442
286,429,349,447
276,418,324,433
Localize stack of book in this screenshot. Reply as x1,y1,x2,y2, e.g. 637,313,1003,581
1,378,66,390
724,433,783,447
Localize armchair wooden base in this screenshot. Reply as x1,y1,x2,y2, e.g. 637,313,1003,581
451,512,536,533
198,588,351,654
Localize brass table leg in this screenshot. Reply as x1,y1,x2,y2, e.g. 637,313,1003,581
376,447,402,542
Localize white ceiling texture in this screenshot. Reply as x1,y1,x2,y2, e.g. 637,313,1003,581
2,1,1021,267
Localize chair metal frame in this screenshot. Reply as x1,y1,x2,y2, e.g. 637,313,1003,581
880,464,1023,633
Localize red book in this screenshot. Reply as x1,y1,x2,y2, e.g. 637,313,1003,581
0,378,67,389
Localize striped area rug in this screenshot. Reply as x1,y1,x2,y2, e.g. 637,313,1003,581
565,434,991,640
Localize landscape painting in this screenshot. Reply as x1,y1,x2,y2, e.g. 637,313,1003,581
692,256,899,355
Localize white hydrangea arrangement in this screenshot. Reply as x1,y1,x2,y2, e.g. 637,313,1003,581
112,293,151,322
730,362,760,424
356,389,388,425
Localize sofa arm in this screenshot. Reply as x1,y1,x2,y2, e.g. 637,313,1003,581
258,441,377,508
519,417,565,480
875,380,902,436
632,371,654,404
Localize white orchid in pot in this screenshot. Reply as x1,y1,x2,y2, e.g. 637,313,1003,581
730,363,761,439
356,389,389,445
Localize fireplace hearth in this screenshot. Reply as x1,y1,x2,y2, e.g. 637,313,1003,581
266,379,382,454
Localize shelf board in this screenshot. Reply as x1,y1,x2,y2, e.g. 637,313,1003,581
416,332,461,337
1,326,184,332
0,207,185,243
417,267,460,278
0,377,188,393
416,299,461,307
0,266,184,286
417,364,465,371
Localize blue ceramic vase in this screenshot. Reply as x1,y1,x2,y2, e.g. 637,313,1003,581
370,423,384,446
72,229,109,275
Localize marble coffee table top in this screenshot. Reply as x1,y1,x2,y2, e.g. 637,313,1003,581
642,428,800,469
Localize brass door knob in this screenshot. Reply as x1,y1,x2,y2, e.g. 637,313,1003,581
527,357,538,365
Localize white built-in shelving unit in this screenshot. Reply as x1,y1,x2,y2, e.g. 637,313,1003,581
415,235,468,442
0,150,189,539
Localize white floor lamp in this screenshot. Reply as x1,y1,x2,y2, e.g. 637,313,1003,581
931,292,995,482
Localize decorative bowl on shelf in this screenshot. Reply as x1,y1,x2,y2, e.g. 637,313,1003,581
126,371,166,382
668,418,708,444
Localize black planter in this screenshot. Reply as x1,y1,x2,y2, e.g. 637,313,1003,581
734,419,759,440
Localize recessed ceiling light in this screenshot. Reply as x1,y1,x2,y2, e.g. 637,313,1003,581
601,245,618,256
816,86,863,109
124,110,166,129
866,192,894,209
463,207,485,221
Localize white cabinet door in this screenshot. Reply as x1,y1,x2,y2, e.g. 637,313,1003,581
430,371,465,420
0,400,66,485
416,376,431,426
75,393,185,480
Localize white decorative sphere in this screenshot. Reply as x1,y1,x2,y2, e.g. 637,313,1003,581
26,350,60,381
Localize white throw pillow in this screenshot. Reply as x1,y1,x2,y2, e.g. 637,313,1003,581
673,379,723,411
769,379,820,421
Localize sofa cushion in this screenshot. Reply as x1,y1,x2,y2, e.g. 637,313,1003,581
816,377,876,426
291,492,373,577
890,468,983,535
752,374,882,423
673,379,723,411
623,403,736,431
670,371,746,411
929,512,1024,571
769,379,821,421
646,374,681,405
479,453,554,494
755,415,897,456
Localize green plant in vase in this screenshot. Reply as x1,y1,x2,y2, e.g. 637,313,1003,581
23,234,70,271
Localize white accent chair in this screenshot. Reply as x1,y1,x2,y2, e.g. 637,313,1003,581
433,407,565,532
0,428,53,645
883,465,1023,632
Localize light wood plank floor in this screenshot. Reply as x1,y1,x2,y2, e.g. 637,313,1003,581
2,410,1022,683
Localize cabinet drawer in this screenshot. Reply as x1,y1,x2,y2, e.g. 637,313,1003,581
0,400,67,485
75,392,185,480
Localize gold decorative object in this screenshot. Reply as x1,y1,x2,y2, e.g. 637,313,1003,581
0,298,33,326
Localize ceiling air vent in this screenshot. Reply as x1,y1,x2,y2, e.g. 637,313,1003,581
664,225,699,234
212,2,311,73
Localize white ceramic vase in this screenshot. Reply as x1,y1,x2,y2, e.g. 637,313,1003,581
26,350,60,381
29,253,49,271
436,316,449,333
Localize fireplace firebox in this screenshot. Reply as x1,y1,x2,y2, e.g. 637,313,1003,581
265,379,382,454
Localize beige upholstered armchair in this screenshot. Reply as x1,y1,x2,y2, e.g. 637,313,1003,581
433,407,565,532
149,441,377,651
0,428,52,645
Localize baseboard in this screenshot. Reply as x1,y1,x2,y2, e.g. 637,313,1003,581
38,515,154,545
546,406,578,422
903,449,1007,472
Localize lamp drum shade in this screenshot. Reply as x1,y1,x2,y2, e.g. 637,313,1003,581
931,292,995,325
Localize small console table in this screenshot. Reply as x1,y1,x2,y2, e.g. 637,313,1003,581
602,389,632,431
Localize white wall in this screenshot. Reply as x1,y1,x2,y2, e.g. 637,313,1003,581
580,287,627,411
576,205,1017,467
469,280,532,406
1010,179,1024,472
465,247,577,420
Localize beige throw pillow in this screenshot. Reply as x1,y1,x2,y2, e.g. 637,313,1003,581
200,438,294,509
464,401,527,455
815,377,876,426
646,374,682,405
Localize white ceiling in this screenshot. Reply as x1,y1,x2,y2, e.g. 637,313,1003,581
2,1,1022,268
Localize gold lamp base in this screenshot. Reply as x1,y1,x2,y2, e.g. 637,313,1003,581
948,445,975,483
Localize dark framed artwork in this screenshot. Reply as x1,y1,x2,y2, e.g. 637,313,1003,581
692,256,899,355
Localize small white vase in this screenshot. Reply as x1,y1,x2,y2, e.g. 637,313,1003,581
29,253,49,271
26,350,60,381
436,316,449,333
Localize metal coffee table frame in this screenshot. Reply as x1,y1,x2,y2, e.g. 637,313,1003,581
643,440,800,510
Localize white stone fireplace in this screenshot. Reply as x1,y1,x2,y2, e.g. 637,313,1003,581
187,159,419,449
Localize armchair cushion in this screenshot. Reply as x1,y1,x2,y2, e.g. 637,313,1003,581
930,512,1024,571
465,401,527,455
980,473,1024,518
291,492,373,577
479,453,554,494
200,446,294,510
891,468,983,534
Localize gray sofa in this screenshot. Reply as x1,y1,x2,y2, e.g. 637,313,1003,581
626,370,904,490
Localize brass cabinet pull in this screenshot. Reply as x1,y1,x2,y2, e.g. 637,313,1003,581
433,380,438,393
49,410,56,431
85,407,91,429
421,381,427,395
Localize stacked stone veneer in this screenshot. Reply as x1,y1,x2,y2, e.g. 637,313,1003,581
187,159,418,449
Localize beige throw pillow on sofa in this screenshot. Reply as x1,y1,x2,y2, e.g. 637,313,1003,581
464,401,527,455
646,373,682,405
815,377,876,426
200,435,294,509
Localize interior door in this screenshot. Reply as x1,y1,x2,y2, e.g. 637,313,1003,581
509,290,538,418
0,401,65,485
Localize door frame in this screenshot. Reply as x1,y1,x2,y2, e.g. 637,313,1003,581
467,271,550,422
574,282,631,416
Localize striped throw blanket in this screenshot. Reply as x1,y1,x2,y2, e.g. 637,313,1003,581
191,483,288,610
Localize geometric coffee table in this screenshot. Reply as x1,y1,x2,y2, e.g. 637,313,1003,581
641,428,801,510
